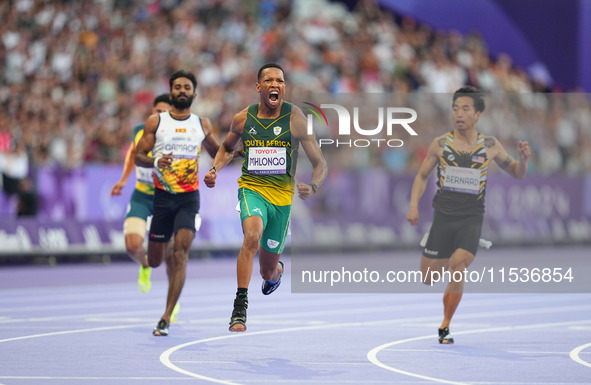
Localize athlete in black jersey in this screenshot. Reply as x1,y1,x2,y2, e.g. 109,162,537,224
406,86,531,344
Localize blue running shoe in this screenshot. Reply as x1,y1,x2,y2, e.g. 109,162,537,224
261,261,284,295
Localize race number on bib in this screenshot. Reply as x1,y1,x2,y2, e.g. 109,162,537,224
443,166,481,194
247,147,287,175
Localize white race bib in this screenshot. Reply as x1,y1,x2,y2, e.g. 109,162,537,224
443,166,481,195
247,147,287,175
136,166,154,185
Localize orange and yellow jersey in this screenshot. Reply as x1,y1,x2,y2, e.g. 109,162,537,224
152,112,206,194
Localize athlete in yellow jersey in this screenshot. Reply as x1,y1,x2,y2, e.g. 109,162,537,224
110,94,171,294
204,63,328,332
407,86,531,344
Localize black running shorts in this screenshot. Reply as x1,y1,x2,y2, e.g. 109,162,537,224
423,211,483,259
149,188,200,243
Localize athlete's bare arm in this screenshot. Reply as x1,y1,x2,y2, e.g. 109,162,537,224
111,142,136,196
291,105,328,200
135,115,158,167
200,117,221,159
203,108,247,188
485,136,530,179
135,114,174,170
406,135,445,226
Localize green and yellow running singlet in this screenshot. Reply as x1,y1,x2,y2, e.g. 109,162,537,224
238,102,298,206
132,123,155,195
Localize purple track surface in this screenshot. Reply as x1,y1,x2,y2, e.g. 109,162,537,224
1,248,590,385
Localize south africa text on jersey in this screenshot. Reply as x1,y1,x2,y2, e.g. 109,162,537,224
244,139,291,147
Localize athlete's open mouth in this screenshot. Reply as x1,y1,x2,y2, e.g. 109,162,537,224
269,91,279,102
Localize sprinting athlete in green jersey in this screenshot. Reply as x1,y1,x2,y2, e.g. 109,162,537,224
110,94,180,323
204,63,328,332
111,94,171,294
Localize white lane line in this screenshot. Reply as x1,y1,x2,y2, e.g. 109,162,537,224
0,323,151,343
0,292,436,321
7,380,587,385
3,292,588,326
5,298,590,327
160,318,591,385
3,300,590,345
173,361,238,364
509,350,587,355
160,322,370,385
0,376,589,385
382,349,590,355
371,333,473,385
173,360,371,365
1,299,163,313
217,381,449,384
0,377,192,380
0,292,431,313
466,383,591,385
367,319,591,385
570,342,591,368
0,379,423,384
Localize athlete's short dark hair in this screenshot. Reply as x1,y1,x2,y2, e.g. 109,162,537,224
153,93,171,106
169,70,198,91
257,63,285,81
453,86,485,112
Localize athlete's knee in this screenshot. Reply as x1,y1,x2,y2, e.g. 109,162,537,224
148,257,162,268
448,263,468,274
126,241,144,256
242,230,261,252
125,234,145,255
171,249,188,267
147,242,167,267
420,256,446,285
449,248,473,267
449,255,473,273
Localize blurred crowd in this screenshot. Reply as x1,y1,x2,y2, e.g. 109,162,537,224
0,0,590,188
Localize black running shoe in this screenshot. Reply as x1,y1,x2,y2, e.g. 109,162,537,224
438,327,454,344
229,296,248,332
261,261,284,295
153,319,169,336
